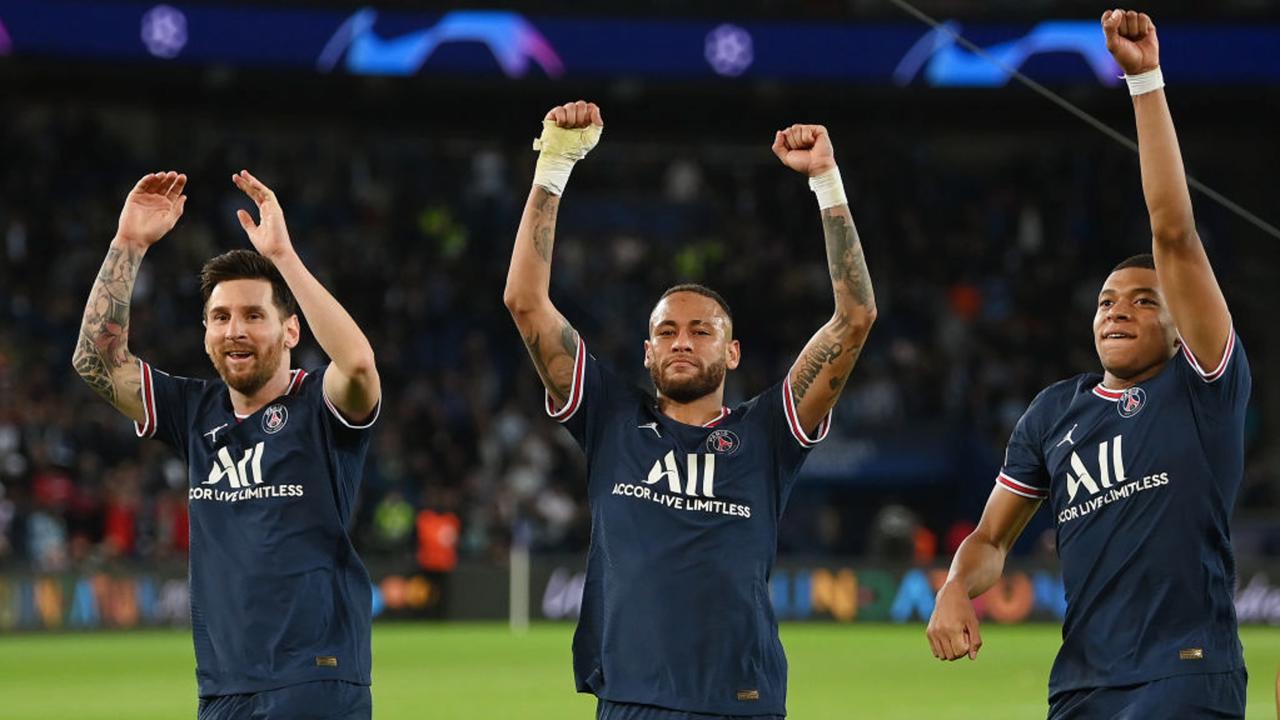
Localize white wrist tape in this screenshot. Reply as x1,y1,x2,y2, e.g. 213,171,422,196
531,120,603,196
808,167,847,210
1124,67,1165,96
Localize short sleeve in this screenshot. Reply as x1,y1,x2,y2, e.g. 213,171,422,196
996,396,1050,501
1178,329,1251,415
761,376,833,475
314,366,381,434
134,360,204,451
543,338,613,447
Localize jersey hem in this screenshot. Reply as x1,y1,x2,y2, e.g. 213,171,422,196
1047,658,1246,698
197,670,371,699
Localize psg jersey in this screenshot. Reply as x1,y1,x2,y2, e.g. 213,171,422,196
548,339,832,716
996,332,1250,694
135,361,377,697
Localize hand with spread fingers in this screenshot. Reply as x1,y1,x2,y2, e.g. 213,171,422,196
232,170,295,262
116,171,187,248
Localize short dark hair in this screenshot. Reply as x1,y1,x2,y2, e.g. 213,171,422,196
1111,253,1156,273
657,283,733,324
199,250,298,318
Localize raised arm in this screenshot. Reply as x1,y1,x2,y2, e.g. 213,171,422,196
503,100,602,407
926,488,1041,661
1104,9,1232,369
231,170,380,421
772,125,877,434
72,172,188,422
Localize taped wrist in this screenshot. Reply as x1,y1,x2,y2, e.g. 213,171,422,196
532,121,603,196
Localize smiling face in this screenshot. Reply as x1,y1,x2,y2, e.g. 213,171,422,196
1093,267,1178,382
644,291,740,404
203,278,299,396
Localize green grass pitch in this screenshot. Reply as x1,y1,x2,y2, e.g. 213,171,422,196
1,623,1276,719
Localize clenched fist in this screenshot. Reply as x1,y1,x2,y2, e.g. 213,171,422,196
771,124,836,178
545,100,603,129
1102,8,1160,76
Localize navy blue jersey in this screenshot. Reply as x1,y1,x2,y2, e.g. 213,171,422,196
135,361,377,698
548,339,831,717
997,332,1249,694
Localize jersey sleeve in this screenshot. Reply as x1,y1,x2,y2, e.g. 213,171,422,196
312,366,380,447
996,393,1051,501
1178,328,1251,414
760,376,833,474
134,360,204,452
544,337,623,451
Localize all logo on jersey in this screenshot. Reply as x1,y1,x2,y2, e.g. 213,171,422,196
190,441,305,502
1057,433,1170,524
1065,435,1126,502
1118,387,1146,418
262,403,289,434
647,451,717,497
206,442,265,489
609,451,751,519
706,429,741,455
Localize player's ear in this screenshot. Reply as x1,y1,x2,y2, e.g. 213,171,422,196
283,314,301,349
726,339,741,370
643,339,653,368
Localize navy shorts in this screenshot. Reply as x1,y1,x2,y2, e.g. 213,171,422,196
1048,669,1246,720
596,698,783,720
198,680,372,720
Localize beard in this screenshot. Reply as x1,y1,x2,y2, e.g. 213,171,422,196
650,356,727,404
210,338,285,396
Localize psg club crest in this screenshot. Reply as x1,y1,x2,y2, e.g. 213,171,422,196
262,403,289,434
1118,387,1146,418
706,429,741,455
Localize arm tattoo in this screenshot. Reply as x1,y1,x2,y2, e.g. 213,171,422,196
522,316,578,406
532,190,559,263
790,312,863,404
73,244,142,405
822,207,874,306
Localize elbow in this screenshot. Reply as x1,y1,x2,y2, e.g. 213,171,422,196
343,348,378,381
503,287,545,320
1150,216,1198,248
837,303,877,339
1151,229,1198,250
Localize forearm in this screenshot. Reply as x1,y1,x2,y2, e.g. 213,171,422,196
944,531,1009,599
72,237,146,417
503,186,559,314
821,204,877,326
271,251,375,377
1133,90,1196,242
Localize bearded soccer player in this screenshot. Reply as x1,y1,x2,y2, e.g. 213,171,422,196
504,100,876,719
926,10,1249,718
73,170,379,719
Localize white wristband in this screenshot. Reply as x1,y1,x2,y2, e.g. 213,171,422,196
1124,67,1165,96
533,154,576,197
808,167,847,210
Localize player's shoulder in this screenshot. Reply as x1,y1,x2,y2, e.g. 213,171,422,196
1022,373,1098,420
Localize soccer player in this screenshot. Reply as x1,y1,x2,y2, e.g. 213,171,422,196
503,100,876,719
72,170,380,719
926,10,1249,718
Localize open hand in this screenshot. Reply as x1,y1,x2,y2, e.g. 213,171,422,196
116,171,187,247
232,170,294,261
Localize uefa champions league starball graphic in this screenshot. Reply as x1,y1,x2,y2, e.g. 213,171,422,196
141,4,188,59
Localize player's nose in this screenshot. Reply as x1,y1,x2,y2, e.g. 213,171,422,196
224,316,247,338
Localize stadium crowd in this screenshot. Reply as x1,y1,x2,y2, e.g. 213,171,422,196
0,102,1272,571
